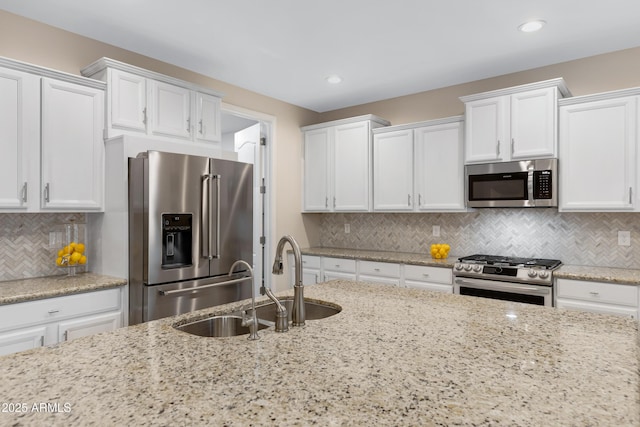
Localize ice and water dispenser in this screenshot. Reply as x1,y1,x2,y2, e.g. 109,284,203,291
162,214,193,269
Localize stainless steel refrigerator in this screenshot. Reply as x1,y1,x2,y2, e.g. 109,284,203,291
128,150,253,325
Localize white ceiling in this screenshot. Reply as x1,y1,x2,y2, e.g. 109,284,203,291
2,1,640,112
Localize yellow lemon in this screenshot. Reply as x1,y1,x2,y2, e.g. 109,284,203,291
75,243,85,254
57,249,64,257
79,255,87,265
70,252,82,264
55,256,63,266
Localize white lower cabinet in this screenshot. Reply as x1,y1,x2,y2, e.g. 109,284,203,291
358,261,402,287
555,278,639,319
0,287,124,356
403,264,453,293
322,257,357,281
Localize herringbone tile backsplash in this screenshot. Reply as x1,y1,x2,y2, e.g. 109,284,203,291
0,213,86,281
319,210,640,269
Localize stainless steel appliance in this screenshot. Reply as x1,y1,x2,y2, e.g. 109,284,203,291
465,158,557,208
453,254,562,307
128,150,253,325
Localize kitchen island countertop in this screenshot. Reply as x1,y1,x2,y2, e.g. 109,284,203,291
0,273,127,305
0,280,637,426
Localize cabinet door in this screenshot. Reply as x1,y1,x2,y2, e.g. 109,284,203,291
194,92,221,142
303,128,331,211
559,97,636,211
110,69,147,133
57,311,122,343
41,78,105,210
0,326,47,356
414,122,465,210
464,96,508,163
0,68,39,209
333,121,371,211
373,129,414,211
149,81,191,139
511,87,557,159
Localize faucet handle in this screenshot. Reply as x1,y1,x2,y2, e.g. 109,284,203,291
242,309,260,340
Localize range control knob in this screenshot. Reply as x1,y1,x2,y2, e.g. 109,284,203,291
473,265,482,272
539,270,549,279
527,269,538,278
455,263,464,271
464,264,473,271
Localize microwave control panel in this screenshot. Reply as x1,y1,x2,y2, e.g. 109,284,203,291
533,170,552,199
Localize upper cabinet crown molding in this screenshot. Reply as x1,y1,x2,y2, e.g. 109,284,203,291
459,78,571,103
372,115,463,134
0,56,105,90
80,57,222,98
558,86,640,106
301,114,390,132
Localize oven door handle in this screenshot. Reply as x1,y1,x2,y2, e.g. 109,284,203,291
454,277,551,295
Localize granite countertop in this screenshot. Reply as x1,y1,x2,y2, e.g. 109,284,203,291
301,247,640,285
0,280,637,426
0,273,127,305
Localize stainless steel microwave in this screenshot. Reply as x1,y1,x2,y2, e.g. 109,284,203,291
465,159,557,208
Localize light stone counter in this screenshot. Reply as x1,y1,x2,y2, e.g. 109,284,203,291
555,264,640,285
301,247,459,268
0,280,637,426
0,273,127,305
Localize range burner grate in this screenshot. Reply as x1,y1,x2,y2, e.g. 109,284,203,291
458,254,562,270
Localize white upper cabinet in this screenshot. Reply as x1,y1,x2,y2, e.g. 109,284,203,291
302,115,390,212
81,58,222,144
460,79,570,164
0,68,39,210
559,91,638,211
41,78,105,210
373,129,414,211
372,116,466,212
0,58,106,212
414,119,465,210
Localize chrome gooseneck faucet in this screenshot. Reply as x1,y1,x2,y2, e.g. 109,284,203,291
229,260,260,340
272,235,305,326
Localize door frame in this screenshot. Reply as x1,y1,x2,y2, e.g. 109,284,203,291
221,102,276,293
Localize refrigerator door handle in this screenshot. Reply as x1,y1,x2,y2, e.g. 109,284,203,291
201,173,213,260
213,174,221,259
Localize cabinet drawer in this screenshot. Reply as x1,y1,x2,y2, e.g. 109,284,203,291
0,288,121,332
404,265,452,284
556,279,638,307
322,257,356,273
301,255,321,269
359,261,400,277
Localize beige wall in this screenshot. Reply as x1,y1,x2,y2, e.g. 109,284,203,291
0,10,321,288
317,47,640,125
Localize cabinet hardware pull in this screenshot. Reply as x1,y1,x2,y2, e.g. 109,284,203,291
186,117,191,133
199,119,204,135
511,138,515,153
418,194,422,206
629,187,633,204
44,183,50,203
496,141,500,157
48,309,59,314
335,264,340,268
21,182,27,203
333,197,336,208
589,291,599,296
408,194,411,206
63,331,68,341
325,197,328,209
374,268,380,272
142,108,147,125
422,273,430,277
40,336,44,347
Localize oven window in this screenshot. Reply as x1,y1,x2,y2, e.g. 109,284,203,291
459,286,546,306
469,172,528,201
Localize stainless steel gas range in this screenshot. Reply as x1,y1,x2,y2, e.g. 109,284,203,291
453,254,562,307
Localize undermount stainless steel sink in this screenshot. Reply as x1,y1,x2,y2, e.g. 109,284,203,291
254,298,341,325
174,299,341,337
175,315,268,337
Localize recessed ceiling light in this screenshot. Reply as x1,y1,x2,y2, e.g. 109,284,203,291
518,20,546,33
326,75,343,84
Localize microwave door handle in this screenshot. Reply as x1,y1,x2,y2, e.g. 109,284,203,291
201,174,213,260
527,167,534,205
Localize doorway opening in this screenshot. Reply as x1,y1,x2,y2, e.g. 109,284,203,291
221,104,275,295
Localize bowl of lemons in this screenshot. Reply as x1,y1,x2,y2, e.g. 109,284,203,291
55,242,88,268
430,243,450,259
